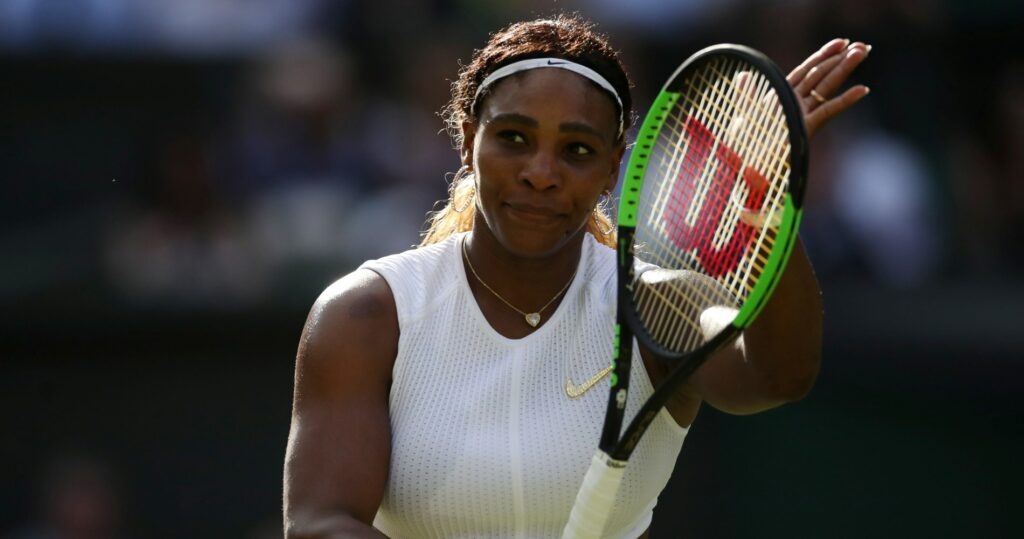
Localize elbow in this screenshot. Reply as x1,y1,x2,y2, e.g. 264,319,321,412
743,331,821,404
283,513,318,539
283,522,306,539
283,522,332,539
767,348,821,403
282,515,336,539
778,365,819,402
769,317,824,403
283,511,378,539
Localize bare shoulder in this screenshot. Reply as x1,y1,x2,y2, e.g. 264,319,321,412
308,269,398,330
297,268,399,391
285,269,397,532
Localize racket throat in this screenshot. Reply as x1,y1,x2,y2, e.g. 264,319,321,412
599,322,634,453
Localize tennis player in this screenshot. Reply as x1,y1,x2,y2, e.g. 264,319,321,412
284,14,869,538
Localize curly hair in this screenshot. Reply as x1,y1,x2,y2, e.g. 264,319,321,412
421,14,632,248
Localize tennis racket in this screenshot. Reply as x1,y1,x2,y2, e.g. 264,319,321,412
562,44,809,538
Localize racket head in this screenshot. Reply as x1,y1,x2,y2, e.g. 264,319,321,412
617,43,809,363
568,45,811,537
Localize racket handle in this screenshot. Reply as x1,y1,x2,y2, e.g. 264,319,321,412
561,450,627,539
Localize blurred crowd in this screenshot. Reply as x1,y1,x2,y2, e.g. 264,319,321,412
5,453,123,539
2,1,1022,537
2,0,1022,312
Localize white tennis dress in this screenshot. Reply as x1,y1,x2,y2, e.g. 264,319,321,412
360,232,688,538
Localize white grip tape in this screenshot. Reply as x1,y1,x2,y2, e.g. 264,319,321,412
561,450,627,539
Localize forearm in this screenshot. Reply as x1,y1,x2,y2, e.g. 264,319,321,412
740,237,823,400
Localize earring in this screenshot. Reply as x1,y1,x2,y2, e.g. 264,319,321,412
452,165,475,213
593,191,615,236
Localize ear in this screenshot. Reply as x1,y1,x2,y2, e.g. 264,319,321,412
460,121,477,167
605,141,626,193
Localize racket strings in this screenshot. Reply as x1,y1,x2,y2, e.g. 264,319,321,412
697,61,789,293
632,57,792,354
651,73,784,281
655,71,782,284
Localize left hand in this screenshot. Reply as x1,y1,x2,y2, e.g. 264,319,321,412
788,39,871,138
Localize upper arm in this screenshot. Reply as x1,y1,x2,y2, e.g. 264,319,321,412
283,269,398,536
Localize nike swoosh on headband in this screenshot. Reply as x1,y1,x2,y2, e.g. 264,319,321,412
472,57,625,137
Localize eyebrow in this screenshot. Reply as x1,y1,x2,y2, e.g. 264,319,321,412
486,112,609,142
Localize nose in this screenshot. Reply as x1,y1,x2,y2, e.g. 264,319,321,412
519,150,561,191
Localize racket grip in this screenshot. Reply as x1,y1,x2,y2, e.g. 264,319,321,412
561,450,627,539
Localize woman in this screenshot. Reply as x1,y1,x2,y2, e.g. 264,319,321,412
284,14,870,538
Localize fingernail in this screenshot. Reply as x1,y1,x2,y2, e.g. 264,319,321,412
842,38,851,48
864,86,871,95
866,44,873,53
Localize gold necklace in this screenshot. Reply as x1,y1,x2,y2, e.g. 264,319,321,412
462,238,577,327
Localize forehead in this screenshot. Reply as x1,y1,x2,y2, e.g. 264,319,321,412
478,68,619,134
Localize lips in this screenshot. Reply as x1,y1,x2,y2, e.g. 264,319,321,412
504,201,567,224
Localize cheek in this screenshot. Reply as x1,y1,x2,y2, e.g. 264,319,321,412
471,167,507,222
474,142,514,174
580,193,603,220
473,150,518,196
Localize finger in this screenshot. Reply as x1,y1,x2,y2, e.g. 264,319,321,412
811,43,871,99
732,70,758,108
728,71,759,142
823,84,871,118
794,54,843,96
739,208,782,228
733,70,753,94
786,38,849,87
805,85,871,137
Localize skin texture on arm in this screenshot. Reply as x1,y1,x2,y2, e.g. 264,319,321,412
683,239,823,416
283,269,398,539
640,240,822,425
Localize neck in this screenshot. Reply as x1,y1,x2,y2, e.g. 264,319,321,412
462,226,585,315
466,230,582,279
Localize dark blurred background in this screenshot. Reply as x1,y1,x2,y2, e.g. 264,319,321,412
1,0,1021,537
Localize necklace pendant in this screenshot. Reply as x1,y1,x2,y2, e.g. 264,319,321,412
525,313,541,327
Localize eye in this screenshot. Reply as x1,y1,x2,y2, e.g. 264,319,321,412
498,130,526,144
566,142,595,157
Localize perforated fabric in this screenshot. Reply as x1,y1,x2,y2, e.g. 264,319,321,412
361,232,688,539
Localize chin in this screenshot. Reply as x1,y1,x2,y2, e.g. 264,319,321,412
494,223,586,258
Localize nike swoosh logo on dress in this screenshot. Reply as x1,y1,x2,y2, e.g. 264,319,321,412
565,364,613,399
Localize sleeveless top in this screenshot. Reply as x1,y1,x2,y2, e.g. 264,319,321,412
360,232,688,538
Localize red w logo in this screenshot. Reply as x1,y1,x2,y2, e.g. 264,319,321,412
663,116,768,277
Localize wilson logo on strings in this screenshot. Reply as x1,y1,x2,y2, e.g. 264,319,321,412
664,116,769,277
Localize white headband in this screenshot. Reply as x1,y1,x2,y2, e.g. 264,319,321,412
472,57,624,137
